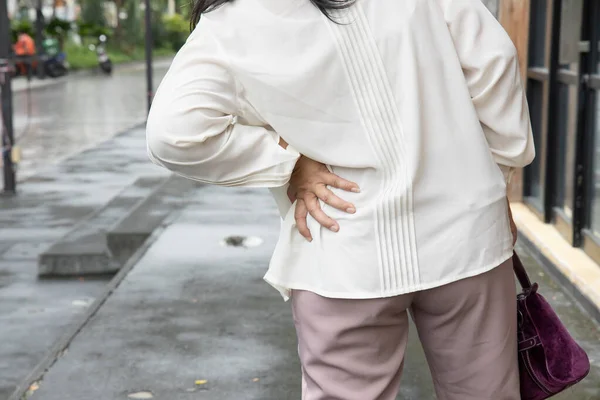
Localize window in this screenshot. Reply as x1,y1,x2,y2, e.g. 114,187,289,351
585,0,600,243
555,82,578,220
590,91,600,239
524,0,552,212
525,79,547,206
524,0,600,255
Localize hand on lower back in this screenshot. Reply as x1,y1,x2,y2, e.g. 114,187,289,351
287,155,360,242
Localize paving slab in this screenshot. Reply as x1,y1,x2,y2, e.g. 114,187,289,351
23,186,434,400
0,125,171,399
0,260,110,399
38,176,168,276
19,185,600,400
107,175,201,266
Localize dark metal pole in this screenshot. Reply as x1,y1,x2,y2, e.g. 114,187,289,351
144,0,153,113
35,0,46,79
542,0,563,223
0,0,16,194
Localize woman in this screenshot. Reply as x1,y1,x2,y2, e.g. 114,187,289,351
146,0,535,398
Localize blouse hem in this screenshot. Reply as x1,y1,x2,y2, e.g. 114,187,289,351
263,249,514,302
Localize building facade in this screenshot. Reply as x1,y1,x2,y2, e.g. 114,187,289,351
502,0,600,264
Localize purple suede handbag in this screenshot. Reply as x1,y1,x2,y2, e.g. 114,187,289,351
513,252,590,399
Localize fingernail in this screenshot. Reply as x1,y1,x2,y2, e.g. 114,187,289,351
307,237,313,243
351,188,361,193
330,225,339,232
346,207,356,214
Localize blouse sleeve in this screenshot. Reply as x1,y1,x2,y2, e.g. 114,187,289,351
146,26,300,187
437,0,535,183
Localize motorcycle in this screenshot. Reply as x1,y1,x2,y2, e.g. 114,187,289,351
12,36,68,79
89,35,112,75
42,37,68,78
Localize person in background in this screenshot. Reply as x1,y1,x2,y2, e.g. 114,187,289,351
13,31,36,76
146,0,535,398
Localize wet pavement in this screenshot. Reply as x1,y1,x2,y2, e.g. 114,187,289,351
0,126,170,399
10,59,171,180
24,182,600,400
24,185,433,400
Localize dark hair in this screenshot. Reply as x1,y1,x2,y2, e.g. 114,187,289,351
190,0,355,30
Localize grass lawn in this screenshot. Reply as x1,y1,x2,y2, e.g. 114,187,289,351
65,42,174,70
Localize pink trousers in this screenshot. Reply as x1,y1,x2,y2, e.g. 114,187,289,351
291,259,520,400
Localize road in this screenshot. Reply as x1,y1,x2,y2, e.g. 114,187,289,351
10,59,171,180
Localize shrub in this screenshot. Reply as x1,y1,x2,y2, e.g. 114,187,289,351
151,10,168,49
77,20,112,39
162,13,189,51
10,19,34,42
46,18,72,38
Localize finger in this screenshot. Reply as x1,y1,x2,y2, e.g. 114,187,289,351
304,193,339,232
323,173,360,193
314,185,356,213
294,199,312,242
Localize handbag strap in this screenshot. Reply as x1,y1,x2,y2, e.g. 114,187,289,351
512,251,532,290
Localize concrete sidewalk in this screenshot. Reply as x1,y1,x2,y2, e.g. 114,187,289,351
21,186,600,400
0,125,170,399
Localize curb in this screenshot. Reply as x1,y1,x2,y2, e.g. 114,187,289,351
7,214,175,400
11,78,65,94
16,121,148,184
12,56,173,94
518,230,600,326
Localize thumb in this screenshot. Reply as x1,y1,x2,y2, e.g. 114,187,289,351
287,186,297,203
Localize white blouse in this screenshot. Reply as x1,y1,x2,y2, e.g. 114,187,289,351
146,0,535,300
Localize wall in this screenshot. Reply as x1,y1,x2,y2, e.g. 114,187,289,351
498,0,531,202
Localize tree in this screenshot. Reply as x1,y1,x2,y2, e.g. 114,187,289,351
121,0,142,48
81,0,106,27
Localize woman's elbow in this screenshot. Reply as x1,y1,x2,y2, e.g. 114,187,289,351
146,111,231,175
523,135,536,166
513,131,536,168
145,110,194,170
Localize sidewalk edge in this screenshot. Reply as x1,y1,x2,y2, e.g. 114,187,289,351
513,203,600,326
12,56,173,94
17,122,148,184
8,213,176,400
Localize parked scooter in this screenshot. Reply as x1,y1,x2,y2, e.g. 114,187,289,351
42,37,68,78
89,35,112,75
12,35,68,79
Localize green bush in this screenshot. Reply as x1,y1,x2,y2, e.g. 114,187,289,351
151,11,168,49
64,39,175,70
46,18,72,38
76,20,112,39
46,18,73,50
10,19,34,42
163,14,189,51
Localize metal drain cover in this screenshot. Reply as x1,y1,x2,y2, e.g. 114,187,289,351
220,236,263,248
127,391,154,399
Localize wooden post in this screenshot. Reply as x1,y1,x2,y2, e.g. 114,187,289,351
499,0,531,202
